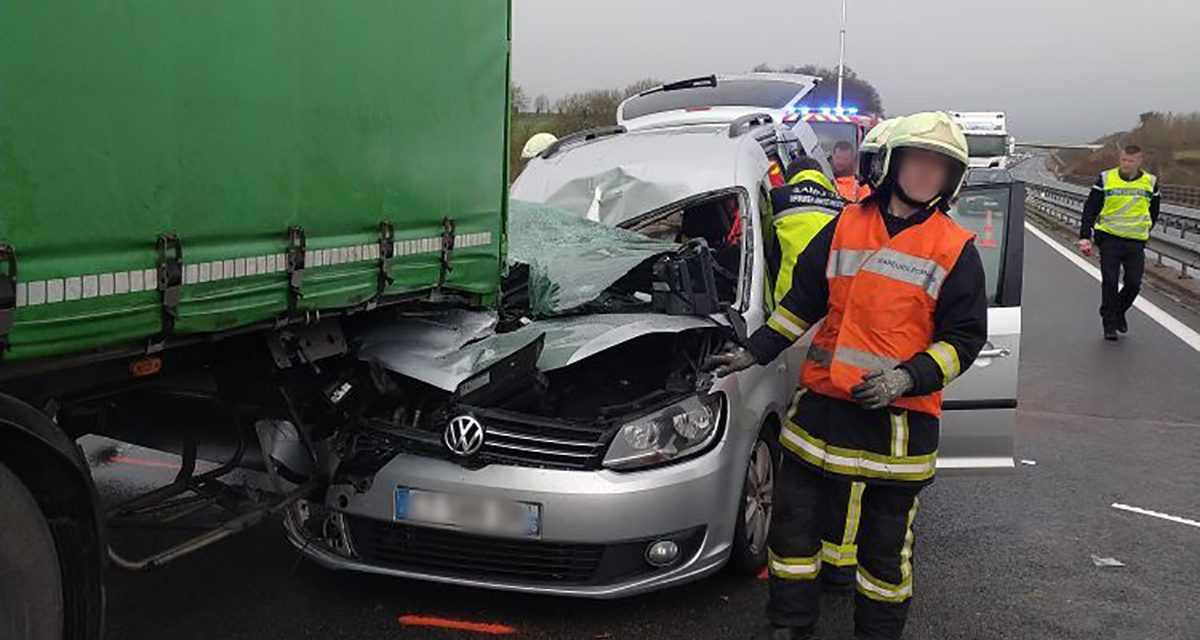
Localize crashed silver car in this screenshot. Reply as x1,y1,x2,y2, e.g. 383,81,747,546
287,122,1024,597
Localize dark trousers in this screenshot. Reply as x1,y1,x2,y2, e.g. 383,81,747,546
767,458,922,640
1096,232,1145,327
820,480,864,574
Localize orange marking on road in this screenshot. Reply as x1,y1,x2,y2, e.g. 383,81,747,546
398,615,517,635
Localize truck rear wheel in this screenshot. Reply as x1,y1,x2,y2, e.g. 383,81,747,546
0,461,64,640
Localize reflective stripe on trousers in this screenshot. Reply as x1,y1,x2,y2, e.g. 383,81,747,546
856,497,919,604
780,420,937,482
821,481,865,567
768,548,822,580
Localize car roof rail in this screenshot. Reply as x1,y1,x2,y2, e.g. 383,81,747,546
728,113,775,139
541,125,627,159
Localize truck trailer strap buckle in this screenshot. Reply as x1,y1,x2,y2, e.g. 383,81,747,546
0,244,16,351
147,234,183,354
156,233,183,316
371,221,395,309
286,226,307,316
438,217,456,286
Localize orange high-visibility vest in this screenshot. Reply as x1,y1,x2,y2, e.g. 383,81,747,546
835,175,871,203
801,202,974,417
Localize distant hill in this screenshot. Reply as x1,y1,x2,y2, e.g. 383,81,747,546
1061,112,1200,186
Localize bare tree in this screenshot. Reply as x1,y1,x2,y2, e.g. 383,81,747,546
511,84,529,114
623,78,663,98
534,94,550,114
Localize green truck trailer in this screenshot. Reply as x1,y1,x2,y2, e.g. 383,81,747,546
0,2,511,637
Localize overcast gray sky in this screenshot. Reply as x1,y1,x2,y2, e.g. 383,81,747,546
512,0,1200,142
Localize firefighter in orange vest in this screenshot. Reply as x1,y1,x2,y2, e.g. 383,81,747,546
708,112,988,640
832,139,872,203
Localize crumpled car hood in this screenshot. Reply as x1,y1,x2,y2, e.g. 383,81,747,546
357,310,718,393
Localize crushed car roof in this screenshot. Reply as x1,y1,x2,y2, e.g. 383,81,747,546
511,124,770,227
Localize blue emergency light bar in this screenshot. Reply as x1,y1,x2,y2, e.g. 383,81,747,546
793,105,861,117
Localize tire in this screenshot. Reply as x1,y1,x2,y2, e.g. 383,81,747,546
728,420,781,575
0,462,65,640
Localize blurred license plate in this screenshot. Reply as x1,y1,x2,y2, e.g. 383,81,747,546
394,487,541,538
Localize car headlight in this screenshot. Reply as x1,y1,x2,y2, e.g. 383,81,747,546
603,393,724,471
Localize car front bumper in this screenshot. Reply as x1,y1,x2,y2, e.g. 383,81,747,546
286,436,747,598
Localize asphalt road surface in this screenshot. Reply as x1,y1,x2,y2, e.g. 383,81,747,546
98,223,1200,640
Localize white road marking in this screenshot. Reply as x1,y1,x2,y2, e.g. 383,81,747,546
1025,222,1200,353
1111,503,1200,529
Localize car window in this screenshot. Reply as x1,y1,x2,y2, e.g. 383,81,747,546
808,121,859,154
965,134,1009,158
625,192,749,306
622,80,804,120
948,186,1011,303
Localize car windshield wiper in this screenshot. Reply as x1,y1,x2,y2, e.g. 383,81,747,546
642,75,718,96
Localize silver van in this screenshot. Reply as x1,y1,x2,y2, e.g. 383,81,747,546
286,123,1024,597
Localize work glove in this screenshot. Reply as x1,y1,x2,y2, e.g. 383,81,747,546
851,368,914,410
703,346,759,378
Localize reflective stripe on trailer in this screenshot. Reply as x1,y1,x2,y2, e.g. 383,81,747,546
11,232,492,308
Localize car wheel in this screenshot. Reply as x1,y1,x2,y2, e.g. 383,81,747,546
728,422,780,575
0,461,65,640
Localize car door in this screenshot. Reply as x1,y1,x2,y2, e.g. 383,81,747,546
938,176,1025,472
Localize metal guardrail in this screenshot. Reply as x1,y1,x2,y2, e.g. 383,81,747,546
1026,184,1200,278
1062,174,1200,209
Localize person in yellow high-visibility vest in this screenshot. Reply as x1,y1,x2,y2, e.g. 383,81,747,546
768,157,846,306
1077,144,1161,340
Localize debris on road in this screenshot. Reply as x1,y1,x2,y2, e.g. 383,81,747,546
1090,554,1126,568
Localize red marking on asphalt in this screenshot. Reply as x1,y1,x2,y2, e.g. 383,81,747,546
398,615,517,635
758,567,769,580
110,455,180,470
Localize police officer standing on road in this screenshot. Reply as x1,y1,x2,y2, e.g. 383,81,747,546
708,112,988,640
1077,144,1161,340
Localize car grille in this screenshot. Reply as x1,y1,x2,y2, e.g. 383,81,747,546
345,516,605,584
344,516,708,587
470,407,610,471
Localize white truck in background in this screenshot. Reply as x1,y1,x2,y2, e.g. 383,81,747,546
950,111,1015,169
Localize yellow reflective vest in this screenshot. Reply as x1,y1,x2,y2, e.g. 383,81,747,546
1096,169,1157,241
770,170,845,304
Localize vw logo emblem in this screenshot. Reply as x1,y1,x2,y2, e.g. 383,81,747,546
444,415,486,457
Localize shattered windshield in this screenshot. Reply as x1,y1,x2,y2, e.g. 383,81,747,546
507,200,677,317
